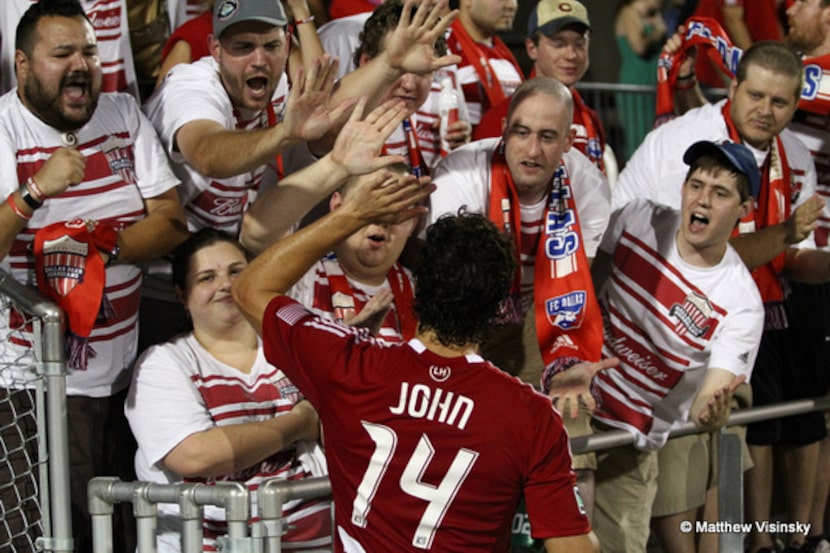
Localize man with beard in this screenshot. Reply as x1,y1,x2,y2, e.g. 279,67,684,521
0,0,140,100
0,0,188,550
446,0,524,132
145,0,458,237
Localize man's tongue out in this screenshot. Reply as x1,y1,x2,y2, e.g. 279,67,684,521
690,213,708,232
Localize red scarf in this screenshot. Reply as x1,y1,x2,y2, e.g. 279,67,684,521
320,257,417,340
487,145,603,368
658,17,830,119
571,88,605,172
34,219,118,371
799,53,830,116
448,19,523,108
656,17,739,121
721,102,791,305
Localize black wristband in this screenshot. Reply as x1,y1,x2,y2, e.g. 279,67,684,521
18,183,43,210
677,72,696,81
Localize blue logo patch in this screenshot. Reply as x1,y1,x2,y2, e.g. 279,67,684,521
545,291,586,330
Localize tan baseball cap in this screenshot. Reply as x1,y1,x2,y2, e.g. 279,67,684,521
527,0,591,38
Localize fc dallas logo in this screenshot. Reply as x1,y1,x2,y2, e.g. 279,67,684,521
41,234,89,297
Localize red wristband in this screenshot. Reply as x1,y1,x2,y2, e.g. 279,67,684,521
26,176,46,202
7,193,32,221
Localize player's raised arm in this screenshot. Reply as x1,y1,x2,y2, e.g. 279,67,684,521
233,171,433,334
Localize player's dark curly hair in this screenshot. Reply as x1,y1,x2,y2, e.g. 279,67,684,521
17,0,89,57
353,0,448,68
413,210,517,348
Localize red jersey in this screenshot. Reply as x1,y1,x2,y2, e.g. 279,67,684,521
262,296,590,552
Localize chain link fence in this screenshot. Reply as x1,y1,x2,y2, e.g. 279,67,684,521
0,271,73,553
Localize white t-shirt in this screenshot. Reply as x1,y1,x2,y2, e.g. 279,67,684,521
614,100,818,251
0,0,139,101
143,56,289,235
592,199,764,450
126,332,330,552
0,91,179,396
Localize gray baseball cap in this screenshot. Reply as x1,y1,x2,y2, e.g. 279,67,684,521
213,0,287,38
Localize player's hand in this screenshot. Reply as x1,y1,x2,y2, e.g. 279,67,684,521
343,289,394,336
34,148,86,198
382,0,461,75
330,97,407,177
695,374,745,432
291,400,321,442
437,119,471,151
282,55,354,142
785,194,825,245
547,357,619,419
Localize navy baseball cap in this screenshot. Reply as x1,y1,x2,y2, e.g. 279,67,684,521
528,0,591,38
683,140,761,199
214,0,287,38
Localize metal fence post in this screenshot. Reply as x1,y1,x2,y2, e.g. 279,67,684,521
717,431,744,552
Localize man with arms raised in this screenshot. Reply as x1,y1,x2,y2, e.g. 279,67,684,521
577,141,764,553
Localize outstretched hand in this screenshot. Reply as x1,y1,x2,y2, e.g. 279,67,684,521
330,97,408,177
383,0,461,75
283,55,354,142
343,289,394,336
547,357,619,419
695,374,746,432
785,194,825,245
341,171,435,227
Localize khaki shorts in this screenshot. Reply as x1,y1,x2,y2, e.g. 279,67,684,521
592,438,659,553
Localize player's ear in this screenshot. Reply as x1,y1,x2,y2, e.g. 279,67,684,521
330,191,344,212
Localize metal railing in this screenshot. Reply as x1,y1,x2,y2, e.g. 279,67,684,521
0,270,73,553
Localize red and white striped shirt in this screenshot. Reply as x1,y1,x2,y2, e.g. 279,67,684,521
144,56,289,236
592,200,763,450
126,333,331,552
0,90,179,397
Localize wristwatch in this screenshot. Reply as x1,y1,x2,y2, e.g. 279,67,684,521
18,183,42,210
105,242,120,267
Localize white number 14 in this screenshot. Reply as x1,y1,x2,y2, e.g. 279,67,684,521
351,421,479,549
